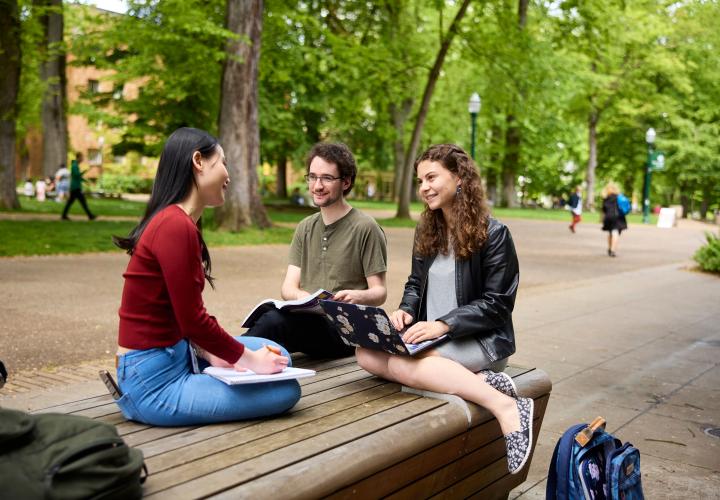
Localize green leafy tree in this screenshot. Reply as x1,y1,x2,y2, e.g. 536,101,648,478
71,0,230,156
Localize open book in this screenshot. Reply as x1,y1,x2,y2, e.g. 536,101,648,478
241,289,334,328
318,300,448,356
203,366,316,385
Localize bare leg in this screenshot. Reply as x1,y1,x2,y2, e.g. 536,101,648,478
357,348,520,435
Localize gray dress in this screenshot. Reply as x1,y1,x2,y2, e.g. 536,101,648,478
427,250,507,373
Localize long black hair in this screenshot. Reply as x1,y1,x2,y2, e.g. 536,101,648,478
113,127,219,286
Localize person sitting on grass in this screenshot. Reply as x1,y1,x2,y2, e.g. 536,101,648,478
112,127,300,426
355,144,534,475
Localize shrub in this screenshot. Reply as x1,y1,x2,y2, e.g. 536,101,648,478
694,232,720,273
96,174,153,194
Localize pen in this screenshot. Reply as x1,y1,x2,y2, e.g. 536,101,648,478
265,345,282,355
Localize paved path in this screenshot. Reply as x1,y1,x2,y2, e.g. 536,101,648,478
1,216,718,497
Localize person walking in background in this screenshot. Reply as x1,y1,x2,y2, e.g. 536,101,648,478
568,185,582,233
61,153,96,220
54,164,70,202
601,182,627,257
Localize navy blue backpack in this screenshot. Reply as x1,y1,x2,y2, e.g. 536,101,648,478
547,417,644,500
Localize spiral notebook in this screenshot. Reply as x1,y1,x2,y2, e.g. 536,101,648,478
202,366,316,385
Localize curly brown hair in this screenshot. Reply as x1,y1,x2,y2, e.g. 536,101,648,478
414,144,490,260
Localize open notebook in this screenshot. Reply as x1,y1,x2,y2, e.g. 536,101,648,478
319,300,448,356
203,366,316,385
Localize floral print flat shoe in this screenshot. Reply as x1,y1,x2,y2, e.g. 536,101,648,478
505,396,534,475
479,369,518,399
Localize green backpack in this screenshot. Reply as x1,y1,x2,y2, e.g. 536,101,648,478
0,407,146,499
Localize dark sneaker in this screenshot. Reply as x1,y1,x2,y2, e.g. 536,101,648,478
479,369,518,398
505,396,534,474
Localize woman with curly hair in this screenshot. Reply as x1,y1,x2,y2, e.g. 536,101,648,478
356,144,532,474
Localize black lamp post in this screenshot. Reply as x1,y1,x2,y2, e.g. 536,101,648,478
642,127,656,223
468,92,481,160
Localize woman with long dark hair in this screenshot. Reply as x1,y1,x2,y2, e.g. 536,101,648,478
356,144,532,474
113,127,300,426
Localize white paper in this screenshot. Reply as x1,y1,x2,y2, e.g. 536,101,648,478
202,366,316,385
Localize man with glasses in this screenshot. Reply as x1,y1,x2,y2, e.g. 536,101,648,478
246,142,388,358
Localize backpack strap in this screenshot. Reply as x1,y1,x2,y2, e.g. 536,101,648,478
547,423,586,500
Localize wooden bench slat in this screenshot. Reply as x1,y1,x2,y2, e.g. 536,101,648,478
144,385,413,483
293,355,356,370
32,394,111,414
210,400,466,500
136,378,395,460
327,417,507,499
430,458,508,499
145,394,439,497
390,438,507,500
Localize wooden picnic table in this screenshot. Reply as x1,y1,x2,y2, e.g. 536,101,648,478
25,356,551,499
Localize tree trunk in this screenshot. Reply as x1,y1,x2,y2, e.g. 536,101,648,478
215,0,270,230
485,123,502,205
500,114,520,208
390,98,412,202
517,0,529,28
0,0,22,210
584,108,598,211
700,186,711,220
275,153,287,199
498,0,529,209
38,0,68,178
679,190,690,219
396,0,471,219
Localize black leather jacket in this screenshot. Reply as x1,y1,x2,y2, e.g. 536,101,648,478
398,217,519,362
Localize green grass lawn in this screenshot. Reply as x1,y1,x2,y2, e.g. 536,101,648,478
6,197,146,217
0,219,295,257
1,197,657,257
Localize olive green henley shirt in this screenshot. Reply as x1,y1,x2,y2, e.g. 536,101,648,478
289,208,387,294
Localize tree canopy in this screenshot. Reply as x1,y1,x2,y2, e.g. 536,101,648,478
4,0,719,221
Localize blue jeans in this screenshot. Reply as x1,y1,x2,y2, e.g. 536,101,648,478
115,337,301,426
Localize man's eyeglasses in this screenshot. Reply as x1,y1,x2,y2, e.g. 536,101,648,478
304,174,343,185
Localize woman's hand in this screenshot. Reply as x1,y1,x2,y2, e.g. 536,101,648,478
389,309,414,332
192,343,233,368
206,352,234,368
234,345,289,375
402,320,449,345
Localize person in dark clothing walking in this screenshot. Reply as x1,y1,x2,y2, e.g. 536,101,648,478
61,153,96,220
568,186,582,233
601,182,627,257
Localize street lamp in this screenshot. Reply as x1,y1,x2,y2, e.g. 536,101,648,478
642,128,656,223
468,92,481,160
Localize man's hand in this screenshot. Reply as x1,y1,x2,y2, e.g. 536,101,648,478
388,309,414,332
332,289,365,304
401,320,449,345
234,346,289,374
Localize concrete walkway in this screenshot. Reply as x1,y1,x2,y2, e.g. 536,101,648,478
1,216,718,497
